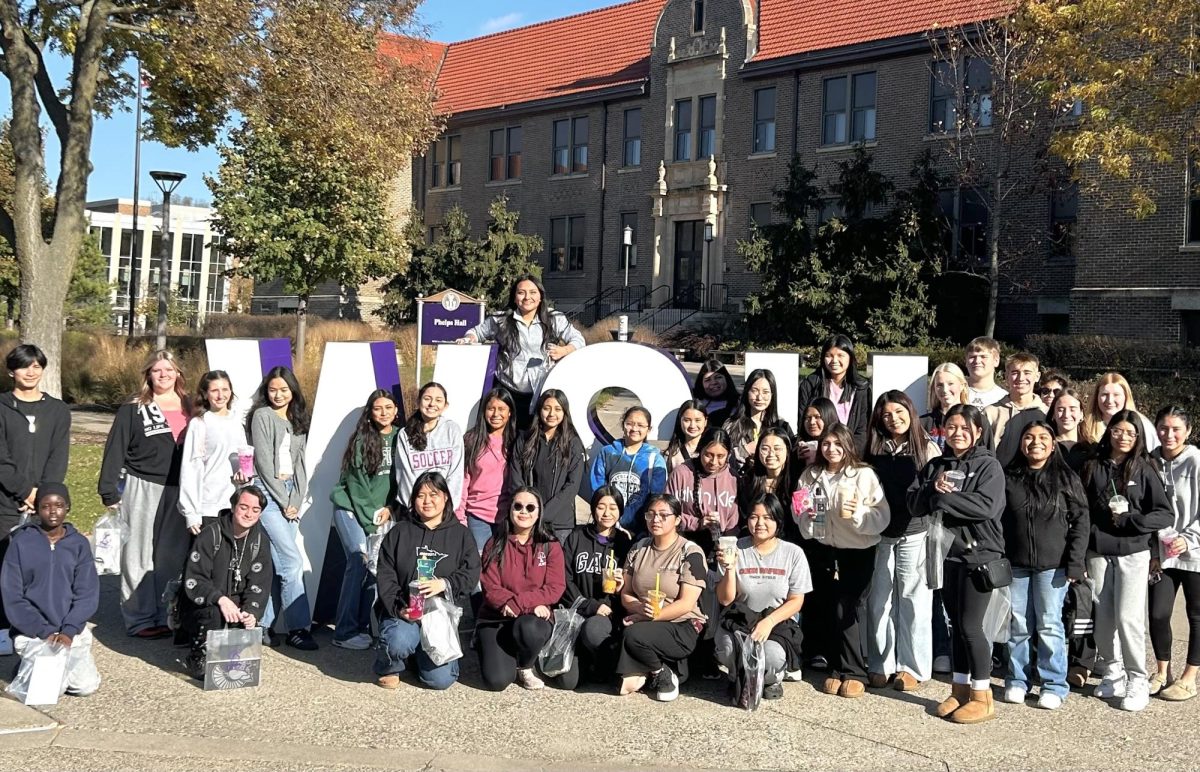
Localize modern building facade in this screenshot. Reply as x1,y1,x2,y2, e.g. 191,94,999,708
400,0,1200,343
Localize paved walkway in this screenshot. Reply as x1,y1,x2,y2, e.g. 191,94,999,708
0,571,1198,771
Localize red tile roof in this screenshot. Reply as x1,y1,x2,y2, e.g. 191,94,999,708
427,0,668,116
754,0,1015,61
378,35,447,86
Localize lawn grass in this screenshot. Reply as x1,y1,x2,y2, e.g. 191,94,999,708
65,444,105,535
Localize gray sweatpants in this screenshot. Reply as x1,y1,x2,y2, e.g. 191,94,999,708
119,475,188,635
1088,551,1151,683
714,629,787,685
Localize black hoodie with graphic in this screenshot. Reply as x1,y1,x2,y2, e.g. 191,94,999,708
561,523,634,617
375,511,481,619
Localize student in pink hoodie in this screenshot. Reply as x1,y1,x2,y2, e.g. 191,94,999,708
456,388,517,553
667,427,739,557
477,486,566,691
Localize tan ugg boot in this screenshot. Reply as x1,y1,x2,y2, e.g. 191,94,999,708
935,682,971,718
950,688,996,724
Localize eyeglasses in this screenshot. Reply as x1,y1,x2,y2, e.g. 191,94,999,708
1109,429,1138,439
511,502,538,513
624,422,648,430
645,511,675,521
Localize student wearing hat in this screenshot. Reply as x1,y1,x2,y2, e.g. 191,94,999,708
0,482,100,697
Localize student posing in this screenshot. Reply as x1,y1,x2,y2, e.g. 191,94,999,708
178,371,246,536
590,406,667,533
457,388,516,552
508,389,585,543
798,335,870,453
395,382,464,512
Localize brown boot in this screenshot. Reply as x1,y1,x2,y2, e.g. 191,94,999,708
894,672,922,692
936,682,971,718
950,688,996,724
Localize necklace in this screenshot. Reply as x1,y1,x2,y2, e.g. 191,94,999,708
230,533,249,588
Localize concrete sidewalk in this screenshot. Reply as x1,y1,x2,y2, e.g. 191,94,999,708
0,571,1198,772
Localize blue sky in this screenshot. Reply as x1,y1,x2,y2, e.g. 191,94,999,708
1,1,615,204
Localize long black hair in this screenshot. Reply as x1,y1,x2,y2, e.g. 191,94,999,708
818,334,863,391
690,427,733,512
495,274,560,374
519,388,581,473
464,387,517,477
691,358,738,404
666,399,708,463
193,369,234,418
740,424,798,502
799,396,839,442
1085,408,1153,490
724,368,781,452
866,390,934,468
404,382,448,452
246,366,309,435
483,485,556,570
1006,420,1087,516
341,389,402,476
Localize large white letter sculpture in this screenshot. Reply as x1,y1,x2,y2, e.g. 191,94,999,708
743,351,801,429
870,353,930,414
431,344,498,430
204,338,294,422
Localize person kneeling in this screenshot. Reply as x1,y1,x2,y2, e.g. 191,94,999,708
375,472,479,690
1,483,100,697
179,486,273,680
716,494,808,704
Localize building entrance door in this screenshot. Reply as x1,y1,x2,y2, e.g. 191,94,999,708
673,220,703,309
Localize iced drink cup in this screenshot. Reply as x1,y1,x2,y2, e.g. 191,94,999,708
718,536,738,562
1109,494,1130,516
237,446,255,478
407,581,425,620
602,566,618,594
647,590,666,619
944,470,966,491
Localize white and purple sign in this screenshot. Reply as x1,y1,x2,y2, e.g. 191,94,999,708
419,291,485,345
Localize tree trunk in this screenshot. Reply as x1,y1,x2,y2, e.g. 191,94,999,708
19,242,73,398
985,176,1001,338
294,294,308,373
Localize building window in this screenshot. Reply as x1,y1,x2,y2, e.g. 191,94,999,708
489,126,522,182
698,95,716,159
1050,182,1079,258
674,99,692,161
178,233,204,301
89,226,113,256
619,212,638,269
429,135,460,188
750,202,772,229
623,108,642,167
428,224,444,244
692,0,704,34
850,73,877,143
206,236,228,315
1189,159,1200,244
553,118,588,175
822,78,848,145
549,216,585,272
1184,311,1200,347
753,87,776,154
939,188,989,265
930,58,992,133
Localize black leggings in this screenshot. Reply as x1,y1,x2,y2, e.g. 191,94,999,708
616,620,700,674
1149,568,1200,666
475,615,552,691
942,561,992,680
554,613,621,690
800,539,836,662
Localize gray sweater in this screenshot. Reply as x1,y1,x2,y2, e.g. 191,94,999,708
394,417,463,509
249,407,308,511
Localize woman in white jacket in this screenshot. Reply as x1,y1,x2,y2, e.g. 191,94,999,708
178,371,247,534
794,423,890,698
1149,405,1200,701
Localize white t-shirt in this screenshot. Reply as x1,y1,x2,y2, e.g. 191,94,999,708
968,384,1009,409
720,538,812,612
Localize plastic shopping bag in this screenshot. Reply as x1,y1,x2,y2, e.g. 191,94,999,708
204,627,262,690
537,598,587,677
6,638,68,705
92,513,130,575
419,596,464,666
983,586,1012,644
924,515,953,590
737,631,766,712
366,520,394,576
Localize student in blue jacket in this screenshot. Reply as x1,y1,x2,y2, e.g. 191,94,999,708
589,406,667,533
1,482,100,697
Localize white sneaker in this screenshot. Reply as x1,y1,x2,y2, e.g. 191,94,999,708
1002,686,1027,704
331,633,372,651
1094,676,1127,699
516,668,545,690
0,630,12,656
784,669,803,682
933,655,951,674
1120,678,1150,712
650,666,679,702
1037,692,1064,710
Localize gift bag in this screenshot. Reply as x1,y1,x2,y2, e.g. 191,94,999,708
924,515,953,590
537,598,586,677
737,631,766,712
92,513,129,576
419,596,464,666
983,586,1012,644
366,520,394,576
6,639,68,705
204,628,262,690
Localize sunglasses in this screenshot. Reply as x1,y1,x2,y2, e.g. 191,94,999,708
511,502,538,513
1037,387,1063,397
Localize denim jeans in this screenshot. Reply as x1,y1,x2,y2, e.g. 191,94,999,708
466,514,494,554
255,477,312,633
375,616,459,690
332,508,376,641
1007,567,1070,697
868,533,933,681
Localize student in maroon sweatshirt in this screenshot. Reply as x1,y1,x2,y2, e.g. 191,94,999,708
477,486,566,691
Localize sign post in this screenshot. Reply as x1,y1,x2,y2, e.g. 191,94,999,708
415,289,486,390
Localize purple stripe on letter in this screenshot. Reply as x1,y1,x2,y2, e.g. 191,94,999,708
258,338,293,375
369,341,404,414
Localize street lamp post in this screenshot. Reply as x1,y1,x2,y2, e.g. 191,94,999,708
703,222,714,310
622,225,634,290
149,170,186,351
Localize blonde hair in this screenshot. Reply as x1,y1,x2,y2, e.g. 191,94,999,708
135,350,191,410
1081,372,1137,444
928,362,970,412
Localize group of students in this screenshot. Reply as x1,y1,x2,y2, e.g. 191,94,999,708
0,274,1195,722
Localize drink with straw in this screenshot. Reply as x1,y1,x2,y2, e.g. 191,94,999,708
602,551,618,594
647,572,665,618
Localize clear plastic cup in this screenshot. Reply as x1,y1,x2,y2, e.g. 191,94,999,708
407,581,424,620
944,470,966,491
602,565,618,594
647,590,666,619
718,536,738,562
237,446,255,478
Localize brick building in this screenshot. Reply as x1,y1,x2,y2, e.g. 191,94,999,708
397,0,1200,342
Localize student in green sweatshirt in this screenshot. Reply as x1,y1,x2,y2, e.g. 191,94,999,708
330,390,401,650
